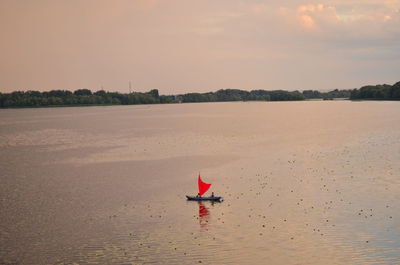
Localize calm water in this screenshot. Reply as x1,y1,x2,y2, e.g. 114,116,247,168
0,101,399,265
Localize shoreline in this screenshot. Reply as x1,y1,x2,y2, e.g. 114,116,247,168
0,98,353,109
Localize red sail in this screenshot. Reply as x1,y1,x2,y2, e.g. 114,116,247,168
198,174,211,196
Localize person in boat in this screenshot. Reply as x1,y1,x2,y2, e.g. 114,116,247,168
211,192,214,198
197,193,201,198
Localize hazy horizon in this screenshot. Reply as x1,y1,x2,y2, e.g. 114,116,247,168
1,0,399,94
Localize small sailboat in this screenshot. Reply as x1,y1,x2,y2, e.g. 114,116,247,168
186,174,223,202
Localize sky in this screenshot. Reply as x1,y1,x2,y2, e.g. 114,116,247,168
0,0,399,94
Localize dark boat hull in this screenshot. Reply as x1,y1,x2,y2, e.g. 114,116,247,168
186,195,223,202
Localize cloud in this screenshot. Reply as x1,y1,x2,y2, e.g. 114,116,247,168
293,2,400,30
299,14,316,29
271,1,400,52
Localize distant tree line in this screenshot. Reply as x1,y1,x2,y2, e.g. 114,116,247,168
350,81,400,100
301,89,351,100
0,89,170,108
179,89,306,102
0,82,390,108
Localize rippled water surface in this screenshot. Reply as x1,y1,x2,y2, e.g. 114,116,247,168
1,101,400,265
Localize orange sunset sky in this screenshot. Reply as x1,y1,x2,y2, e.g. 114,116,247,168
0,0,399,93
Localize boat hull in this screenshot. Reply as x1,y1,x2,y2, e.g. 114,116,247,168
186,195,223,202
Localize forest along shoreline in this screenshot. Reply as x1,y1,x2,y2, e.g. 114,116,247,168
0,81,399,108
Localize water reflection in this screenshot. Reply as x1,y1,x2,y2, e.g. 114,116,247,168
198,202,210,229
2,102,400,265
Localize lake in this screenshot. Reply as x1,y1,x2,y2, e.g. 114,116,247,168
1,101,399,265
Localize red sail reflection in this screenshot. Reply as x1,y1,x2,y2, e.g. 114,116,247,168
198,202,210,229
